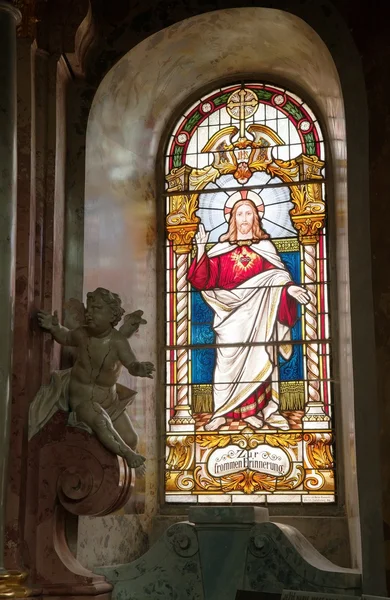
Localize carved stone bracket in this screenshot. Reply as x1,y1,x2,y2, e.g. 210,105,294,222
96,523,203,599
26,411,134,599
96,509,361,600
245,521,360,594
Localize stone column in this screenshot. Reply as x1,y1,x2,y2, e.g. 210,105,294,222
0,1,25,596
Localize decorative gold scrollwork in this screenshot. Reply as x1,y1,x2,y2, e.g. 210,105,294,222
166,166,200,254
166,435,195,470
198,433,303,451
167,224,199,254
304,433,334,470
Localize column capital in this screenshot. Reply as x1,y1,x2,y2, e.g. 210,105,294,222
0,1,21,24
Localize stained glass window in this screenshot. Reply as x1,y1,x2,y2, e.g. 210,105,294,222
164,83,334,504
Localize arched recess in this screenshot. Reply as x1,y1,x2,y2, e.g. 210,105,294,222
80,5,385,594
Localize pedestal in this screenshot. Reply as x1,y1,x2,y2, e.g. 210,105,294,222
190,507,269,600
98,506,361,600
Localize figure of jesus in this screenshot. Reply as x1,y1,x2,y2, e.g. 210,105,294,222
187,198,309,431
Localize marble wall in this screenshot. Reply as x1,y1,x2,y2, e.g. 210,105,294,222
6,38,67,573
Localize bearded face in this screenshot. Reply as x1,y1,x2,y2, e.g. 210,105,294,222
235,202,255,236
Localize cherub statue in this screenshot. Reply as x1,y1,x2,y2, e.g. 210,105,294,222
28,287,155,471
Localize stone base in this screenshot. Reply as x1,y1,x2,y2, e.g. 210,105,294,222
97,507,361,600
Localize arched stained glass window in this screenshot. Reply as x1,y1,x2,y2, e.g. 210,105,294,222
164,82,334,504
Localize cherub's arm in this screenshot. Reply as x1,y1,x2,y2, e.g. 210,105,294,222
119,310,147,339
37,310,80,347
116,335,155,378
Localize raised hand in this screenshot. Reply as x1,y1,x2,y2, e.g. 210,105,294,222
37,310,59,331
120,310,147,338
287,285,310,305
133,361,155,379
195,223,209,260
130,309,147,324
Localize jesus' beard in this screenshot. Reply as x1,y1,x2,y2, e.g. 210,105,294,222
237,222,252,236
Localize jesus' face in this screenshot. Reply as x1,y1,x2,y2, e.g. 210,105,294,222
235,202,255,237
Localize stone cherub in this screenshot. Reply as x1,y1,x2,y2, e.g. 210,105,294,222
28,287,155,471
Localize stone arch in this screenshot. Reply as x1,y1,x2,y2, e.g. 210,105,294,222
80,5,384,592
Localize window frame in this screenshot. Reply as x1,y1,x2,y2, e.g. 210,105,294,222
157,77,345,516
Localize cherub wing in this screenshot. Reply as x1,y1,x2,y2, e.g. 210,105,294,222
119,310,147,338
63,298,86,329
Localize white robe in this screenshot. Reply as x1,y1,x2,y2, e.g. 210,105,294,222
201,240,293,418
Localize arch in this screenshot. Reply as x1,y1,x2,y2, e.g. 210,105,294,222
81,5,384,592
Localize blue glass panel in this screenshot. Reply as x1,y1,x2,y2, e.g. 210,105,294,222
279,317,303,381
191,323,215,345
279,345,303,381
291,305,302,341
280,251,300,284
279,303,303,380
191,348,215,383
191,291,214,324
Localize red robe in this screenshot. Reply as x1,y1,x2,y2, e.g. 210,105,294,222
188,245,297,419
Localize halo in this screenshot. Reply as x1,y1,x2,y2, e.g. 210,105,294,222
224,190,265,222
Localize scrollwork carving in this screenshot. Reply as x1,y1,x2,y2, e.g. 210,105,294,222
165,524,199,558
248,531,272,558
28,410,133,595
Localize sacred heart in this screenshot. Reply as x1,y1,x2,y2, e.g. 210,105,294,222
231,248,256,271
240,255,251,267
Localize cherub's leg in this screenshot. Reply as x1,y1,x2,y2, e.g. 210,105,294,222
75,402,145,468
114,412,146,478
113,411,138,450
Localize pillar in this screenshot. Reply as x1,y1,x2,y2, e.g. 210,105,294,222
0,1,26,597
166,166,198,431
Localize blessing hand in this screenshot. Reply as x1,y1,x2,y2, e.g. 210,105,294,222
195,224,209,260
287,285,310,305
